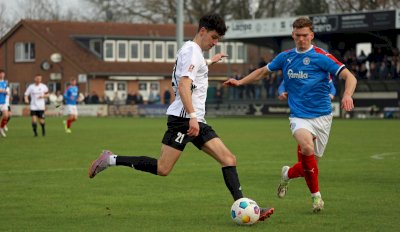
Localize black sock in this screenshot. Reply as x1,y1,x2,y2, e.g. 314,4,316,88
32,123,37,136
222,166,243,201
40,123,45,136
116,156,158,175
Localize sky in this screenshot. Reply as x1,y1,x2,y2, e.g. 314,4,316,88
0,0,81,19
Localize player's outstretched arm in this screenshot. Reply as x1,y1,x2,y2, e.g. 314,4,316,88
208,53,228,66
224,66,269,87
339,68,357,111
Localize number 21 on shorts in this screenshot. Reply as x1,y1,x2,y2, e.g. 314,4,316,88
175,132,185,144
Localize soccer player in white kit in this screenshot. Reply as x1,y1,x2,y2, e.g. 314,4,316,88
224,17,357,212
24,74,49,137
89,13,274,222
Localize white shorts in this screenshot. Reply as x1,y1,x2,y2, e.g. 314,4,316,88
0,104,7,112
65,105,78,116
289,114,333,157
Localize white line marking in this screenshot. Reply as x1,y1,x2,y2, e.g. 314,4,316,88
370,152,400,160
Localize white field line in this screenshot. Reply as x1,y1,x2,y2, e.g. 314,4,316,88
370,152,400,160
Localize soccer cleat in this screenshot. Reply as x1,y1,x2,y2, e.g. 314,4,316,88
66,129,72,133
4,125,8,132
277,166,290,198
258,207,274,222
312,195,324,213
0,128,6,137
88,150,112,178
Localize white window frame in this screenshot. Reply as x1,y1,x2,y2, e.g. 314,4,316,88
116,40,128,62
141,41,153,62
235,42,245,64
104,40,116,62
166,41,177,62
153,41,165,62
14,42,35,62
129,41,140,62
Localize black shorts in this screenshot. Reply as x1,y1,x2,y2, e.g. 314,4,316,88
30,110,45,119
161,115,219,151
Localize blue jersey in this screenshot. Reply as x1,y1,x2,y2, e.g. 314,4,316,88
64,86,79,105
267,46,344,118
278,78,336,96
0,80,7,104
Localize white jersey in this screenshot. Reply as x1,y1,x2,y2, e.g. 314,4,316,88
166,41,208,123
25,83,48,110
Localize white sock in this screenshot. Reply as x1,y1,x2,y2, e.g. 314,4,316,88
108,155,117,166
311,192,321,198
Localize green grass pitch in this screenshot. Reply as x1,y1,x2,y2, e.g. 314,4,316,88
1,117,399,231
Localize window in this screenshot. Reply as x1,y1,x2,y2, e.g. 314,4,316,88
117,40,128,61
129,41,140,61
104,40,115,61
14,42,35,62
47,82,61,93
166,42,176,62
142,41,153,62
236,43,245,63
214,43,224,55
90,39,102,56
9,83,20,104
225,43,234,63
154,41,165,62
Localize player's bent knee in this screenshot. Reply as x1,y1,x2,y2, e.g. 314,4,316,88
301,144,314,156
221,154,237,166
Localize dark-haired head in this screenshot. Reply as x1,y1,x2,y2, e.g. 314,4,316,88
198,13,227,36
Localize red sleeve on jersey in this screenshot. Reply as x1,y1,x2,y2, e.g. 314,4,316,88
314,46,343,66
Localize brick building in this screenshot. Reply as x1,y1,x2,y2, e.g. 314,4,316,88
0,20,259,104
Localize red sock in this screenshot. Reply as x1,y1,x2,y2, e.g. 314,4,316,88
297,144,302,162
67,119,75,128
288,162,305,179
1,118,7,128
301,155,319,194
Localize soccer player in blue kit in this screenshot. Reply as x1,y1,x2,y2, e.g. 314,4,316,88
0,69,9,137
63,77,79,133
224,17,357,212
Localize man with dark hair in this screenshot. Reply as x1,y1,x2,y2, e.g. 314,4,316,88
63,77,79,133
24,74,49,137
224,16,357,213
89,13,274,222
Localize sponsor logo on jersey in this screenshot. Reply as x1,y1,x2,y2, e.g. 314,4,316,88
287,69,308,79
188,64,195,72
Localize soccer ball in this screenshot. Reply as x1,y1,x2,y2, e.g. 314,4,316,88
230,197,260,225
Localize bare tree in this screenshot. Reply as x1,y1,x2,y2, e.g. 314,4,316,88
327,0,400,12
0,3,13,37
16,0,62,20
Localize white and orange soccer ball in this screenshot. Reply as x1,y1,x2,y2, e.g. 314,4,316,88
230,197,260,225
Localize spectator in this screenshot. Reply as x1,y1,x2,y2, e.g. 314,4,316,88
163,88,171,105
11,89,20,104
357,63,368,80
90,91,99,104
126,91,136,105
